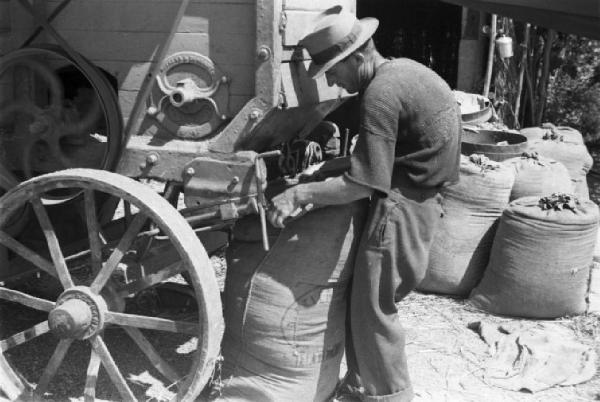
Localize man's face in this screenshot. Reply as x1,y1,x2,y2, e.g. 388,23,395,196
324,56,359,94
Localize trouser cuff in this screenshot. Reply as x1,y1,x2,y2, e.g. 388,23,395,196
361,387,414,402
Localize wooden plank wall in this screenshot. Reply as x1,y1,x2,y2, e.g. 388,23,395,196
5,0,256,120
280,0,355,107
283,0,355,48
3,0,358,126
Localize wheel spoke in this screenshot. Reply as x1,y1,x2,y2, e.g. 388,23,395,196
0,353,25,400
105,312,199,335
0,231,56,277
123,326,180,383
0,100,43,124
90,335,136,401
123,201,132,225
22,139,37,180
31,198,74,289
84,189,103,274
90,213,147,294
63,95,102,135
33,338,73,398
0,321,50,352
9,55,65,114
84,349,102,402
48,136,72,169
0,287,54,312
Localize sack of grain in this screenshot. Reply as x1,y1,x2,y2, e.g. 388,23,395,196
528,135,593,200
213,201,367,402
520,123,584,144
503,153,572,201
418,154,515,296
469,194,599,318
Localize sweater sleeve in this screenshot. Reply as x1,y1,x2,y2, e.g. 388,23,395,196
344,84,400,196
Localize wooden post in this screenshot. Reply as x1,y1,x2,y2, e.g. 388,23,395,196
536,29,556,125
483,14,497,98
514,23,530,125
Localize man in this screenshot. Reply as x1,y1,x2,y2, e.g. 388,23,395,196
267,6,461,402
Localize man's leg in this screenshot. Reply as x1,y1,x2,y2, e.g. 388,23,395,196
340,278,362,386
350,191,443,401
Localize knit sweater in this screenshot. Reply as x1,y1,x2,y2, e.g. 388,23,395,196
345,58,461,194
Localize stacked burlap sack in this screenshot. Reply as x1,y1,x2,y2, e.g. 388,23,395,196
469,194,599,318
520,124,593,200
419,151,576,299
418,154,515,296
420,127,599,319
503,152,572,201
520,123,584,144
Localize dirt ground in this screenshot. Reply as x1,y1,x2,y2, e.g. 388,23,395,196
2,258,598,401
399,292,600,402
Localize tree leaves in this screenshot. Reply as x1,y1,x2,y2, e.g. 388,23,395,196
538,193,579,212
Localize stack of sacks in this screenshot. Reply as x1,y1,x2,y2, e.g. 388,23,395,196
520,123,584,144
418,154,515,297
469,194,599,318
502,152,572,200
525,127,593,199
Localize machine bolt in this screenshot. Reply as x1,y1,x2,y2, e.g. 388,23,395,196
257,46,272,61
184,167,196,177
147,106,158,116
231,176,240,185
249,110,262,120
145,153,159,165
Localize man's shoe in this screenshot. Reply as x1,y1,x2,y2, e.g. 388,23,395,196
333,373,364,402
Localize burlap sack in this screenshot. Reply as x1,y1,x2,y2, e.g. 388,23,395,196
470,195,599,318
419,154,515,296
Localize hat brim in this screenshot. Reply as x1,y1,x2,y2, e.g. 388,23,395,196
307,18,379,79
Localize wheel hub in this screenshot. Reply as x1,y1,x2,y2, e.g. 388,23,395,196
48,286,107,339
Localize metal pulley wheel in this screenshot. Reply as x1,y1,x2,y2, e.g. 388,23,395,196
0,44,123,203
0,169,223,401
150,51,229,140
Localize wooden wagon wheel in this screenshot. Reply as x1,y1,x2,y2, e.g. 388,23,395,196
0,169,223,401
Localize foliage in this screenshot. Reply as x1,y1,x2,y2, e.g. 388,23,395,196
491,24,600,141
545,36,600,143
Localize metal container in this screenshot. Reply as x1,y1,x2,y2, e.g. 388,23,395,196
461,129,528,161
454,91,493,125
495,35,513,58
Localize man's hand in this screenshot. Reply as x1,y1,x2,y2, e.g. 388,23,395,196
298,161,325,182
267,188,304,228
267,175,372,228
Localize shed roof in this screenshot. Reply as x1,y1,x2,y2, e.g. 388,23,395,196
441,0,600,39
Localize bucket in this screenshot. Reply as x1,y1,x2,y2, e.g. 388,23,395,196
495,35,513,58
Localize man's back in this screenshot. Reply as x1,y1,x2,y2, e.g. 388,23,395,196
361,58,461,189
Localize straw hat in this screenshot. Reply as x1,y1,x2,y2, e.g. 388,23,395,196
300,6,379,79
